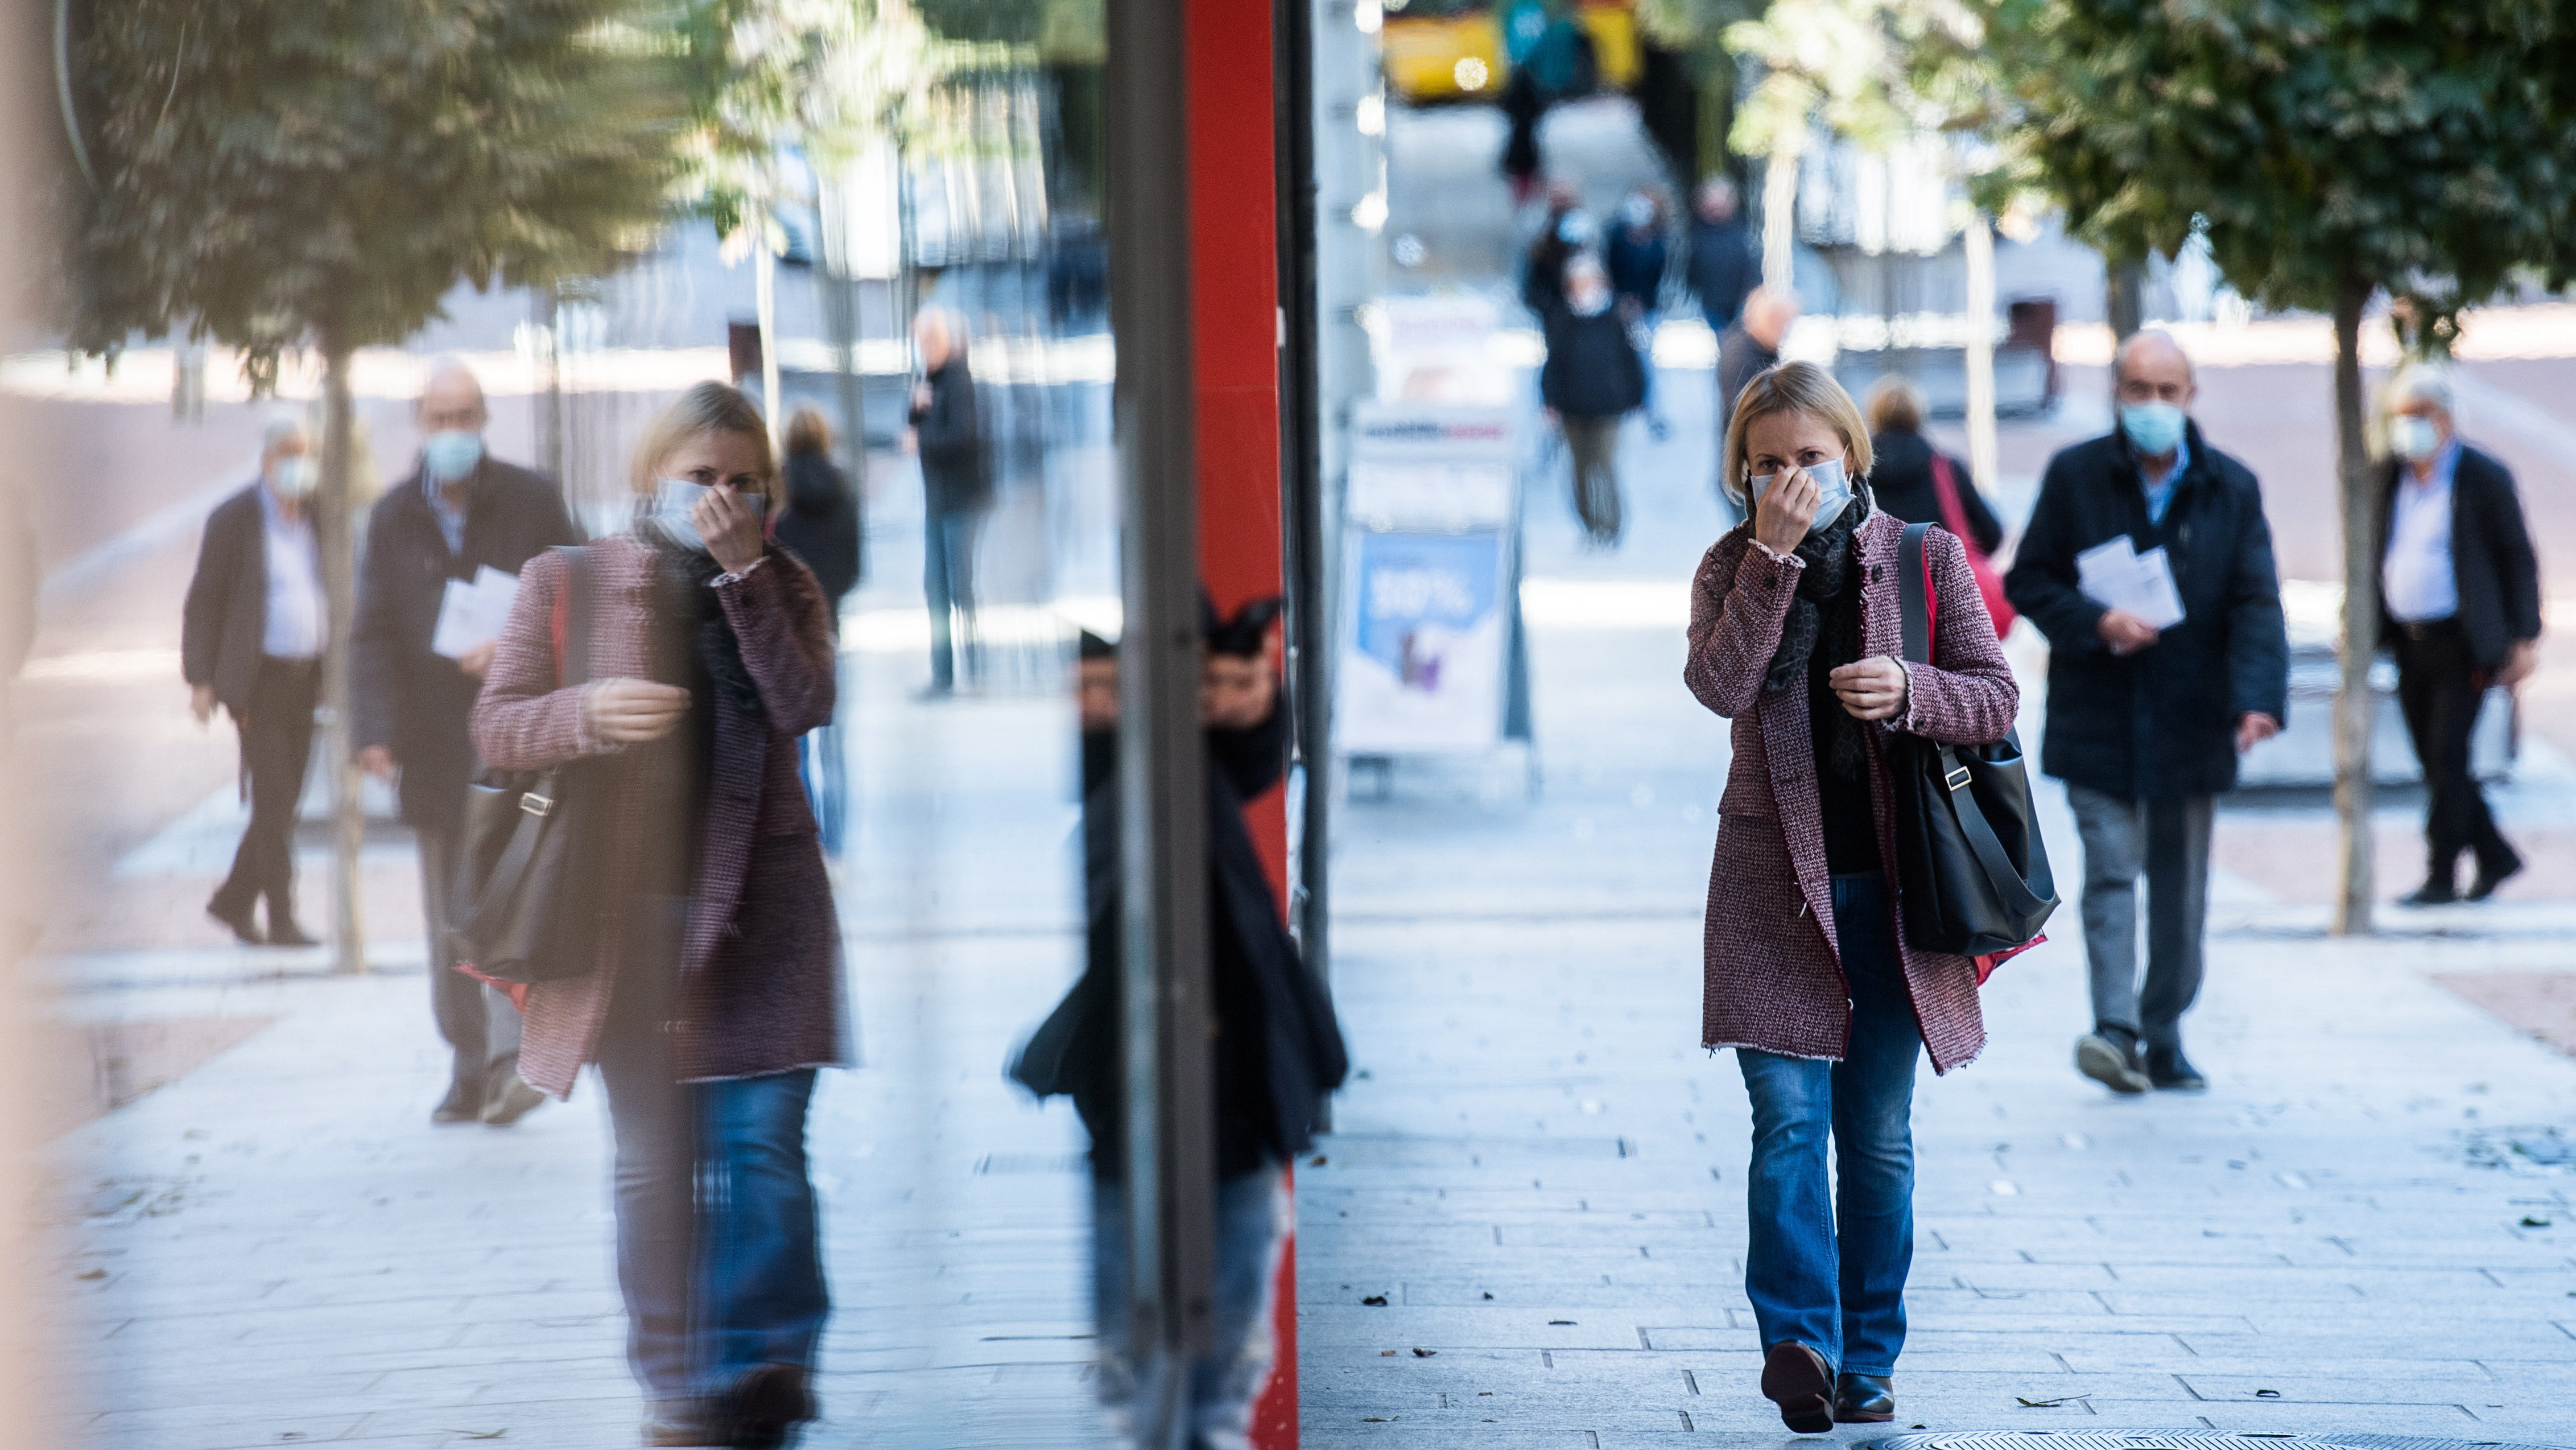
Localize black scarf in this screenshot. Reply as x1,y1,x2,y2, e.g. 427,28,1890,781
1760,487,1873,780
643,532,766,723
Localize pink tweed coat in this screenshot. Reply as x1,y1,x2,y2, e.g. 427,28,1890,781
469,534,845,1098
1684,510,2018,1074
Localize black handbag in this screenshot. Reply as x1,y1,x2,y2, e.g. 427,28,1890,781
1888,521,2059,967
448,546,604,987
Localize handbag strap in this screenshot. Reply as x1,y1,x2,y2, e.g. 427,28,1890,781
1935,739,2055,918
1898,520,1935,665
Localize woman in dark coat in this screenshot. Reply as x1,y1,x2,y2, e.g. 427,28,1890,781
1539,254,1647,546
1685,362,2017,1432
1861,376,2004,554
472,382,842,1450
773,406,861,608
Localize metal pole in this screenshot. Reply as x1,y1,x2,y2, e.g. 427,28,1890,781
1107,0,1218,1429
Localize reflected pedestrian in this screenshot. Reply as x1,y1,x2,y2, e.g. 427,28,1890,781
2003,330,2288,1095
1538,254,1645,547
472,383,843,1450
183,414,325,948
1684,362,2017,1431
1013,603,1348,1450
2377,365,2540,904
908,306,989,695
773,406,861,619
353,359,579,1126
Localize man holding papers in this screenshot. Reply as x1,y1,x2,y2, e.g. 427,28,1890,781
353,361,579,1126
2007,330,2288,1097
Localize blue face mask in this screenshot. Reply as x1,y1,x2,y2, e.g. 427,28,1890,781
2119,401,2186,458
423,430,483,482
1748,456,1854,535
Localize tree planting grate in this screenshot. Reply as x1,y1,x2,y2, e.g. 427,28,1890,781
1864,1435,2571,1450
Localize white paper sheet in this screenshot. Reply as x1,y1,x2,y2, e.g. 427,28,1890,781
2076,537,2185,630
431,566,521,658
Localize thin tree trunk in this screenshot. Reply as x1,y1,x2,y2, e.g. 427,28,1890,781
317,337,368,973
1761,134,1799,292
2329,274,2377,936
1962,212,1999,506
756,213,783,444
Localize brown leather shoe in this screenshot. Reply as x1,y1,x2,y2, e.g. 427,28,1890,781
720,1363,814,1449
1760,1340,1835,1433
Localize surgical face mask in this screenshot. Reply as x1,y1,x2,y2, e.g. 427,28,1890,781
1747,456,1854,535
2388,414,2443,462
2119,399,2187,458
269,455,318,500
422,429,482,482
645,477,763,554
1555,209,1596,248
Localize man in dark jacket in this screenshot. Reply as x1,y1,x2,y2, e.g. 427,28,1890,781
1014,607,1348,1447
1687,175,1757,337
908,306,990,695
352,361,579,1126
2376,365,2543,904
184,415,327,949
2005,330,2288,1097
1714,288,1797,517
1539,254,1647,545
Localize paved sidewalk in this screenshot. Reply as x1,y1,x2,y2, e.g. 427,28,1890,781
1297,617,2576,1447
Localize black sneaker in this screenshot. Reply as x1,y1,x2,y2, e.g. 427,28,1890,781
207,897,262,946
2075,1027,2150,1095
719,1363,815,1450
2397,881,2458,907
2467,856,2524,901
2145,1045,2207,1091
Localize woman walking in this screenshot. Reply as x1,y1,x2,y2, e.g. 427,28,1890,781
1683,362,2016,1431
472,382,844,1449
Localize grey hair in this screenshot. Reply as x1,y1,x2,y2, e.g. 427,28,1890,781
2389,363,2456,417
2112,328,2197,386
260,411,311,456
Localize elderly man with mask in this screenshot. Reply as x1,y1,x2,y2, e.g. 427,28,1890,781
2377,365,2541,905
185,415,328,948
2005,329,2288,1097
353,360,579,1126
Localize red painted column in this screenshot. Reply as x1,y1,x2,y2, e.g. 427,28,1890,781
1183,0,1294,1445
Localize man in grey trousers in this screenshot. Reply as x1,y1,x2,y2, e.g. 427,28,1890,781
2004,332,2289,1094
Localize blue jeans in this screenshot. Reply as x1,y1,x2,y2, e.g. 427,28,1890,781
1092,1166,1289,1450
1736,871,1921,1377
924,508,981,689
596,899,830,1401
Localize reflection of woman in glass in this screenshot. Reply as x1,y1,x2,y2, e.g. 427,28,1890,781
472,382,843,1449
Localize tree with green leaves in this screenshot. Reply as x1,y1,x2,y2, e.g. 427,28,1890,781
70,0,686,970
1966,0,2576,934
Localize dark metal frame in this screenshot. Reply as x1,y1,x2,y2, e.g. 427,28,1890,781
1105,0,1218,1426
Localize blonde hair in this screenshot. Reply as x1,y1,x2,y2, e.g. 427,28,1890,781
629,381,782,511
1864,374,1925,435
1721,360,1874,506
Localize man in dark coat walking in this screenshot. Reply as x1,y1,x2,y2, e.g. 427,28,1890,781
1539,254,1647,545
353,361,579,1126
908,306,990,694
2375,365,2542,904
2005,331,2288,1097
1686,175,1757,337
184,414,327,949
1012,605,1348,1446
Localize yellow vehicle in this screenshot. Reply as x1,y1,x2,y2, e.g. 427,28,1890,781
1381,0,1640,106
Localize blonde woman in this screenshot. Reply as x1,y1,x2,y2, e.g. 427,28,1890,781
1683,361,2017,1430
472,382,843,1449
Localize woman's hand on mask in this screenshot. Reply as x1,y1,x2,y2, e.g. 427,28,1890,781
1752,466,1819,557
585,678,692,744
1829,656,1908,722
694,487,766,575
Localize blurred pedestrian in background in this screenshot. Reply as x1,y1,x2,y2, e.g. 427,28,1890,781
774,406,861,619
184,413,325,949
2376,364,2541,904
472,382,843,1450
1518,179,1588,318
354,360,579,1127
1864,376,2013,635
1687,175,1758,339
1539,253,1646,547
1605,186,1673,441
1718,287,1798,427
909,306,989,697
1013,601,1347,1450
2004,331,2287,1097
1685,362,2016,1432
